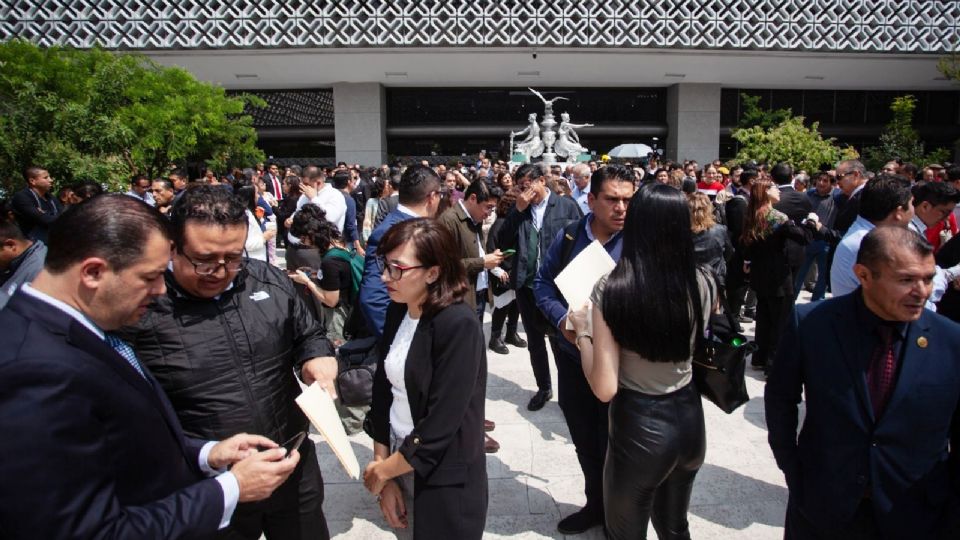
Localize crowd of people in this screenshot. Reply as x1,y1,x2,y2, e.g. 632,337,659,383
1,152,959,540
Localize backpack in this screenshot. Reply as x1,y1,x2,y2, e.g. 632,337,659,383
325,247,364,300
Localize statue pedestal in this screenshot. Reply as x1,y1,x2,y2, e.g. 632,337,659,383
540,153,557,164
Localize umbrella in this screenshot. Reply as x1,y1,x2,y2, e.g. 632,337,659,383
607,143,654,159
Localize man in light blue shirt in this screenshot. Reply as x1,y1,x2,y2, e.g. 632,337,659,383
569,163,592,215
831,175,915,297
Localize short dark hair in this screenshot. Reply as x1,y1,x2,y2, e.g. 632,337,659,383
24,167,46,182
770,162,793,185
397,164,441,206
376,218,468,318
152,178,174,192
739,168,760,187
331,170,351,190
857,226,932,274
130,174,150,187
44,194,170,273
912,181,960,207
590,165,637,196
74,181,104,201
899,162,919,181
947,165,960,182
463,178,501,203
169,184,248,249
859,174,913,222
0,220,25,242
514,163,544,182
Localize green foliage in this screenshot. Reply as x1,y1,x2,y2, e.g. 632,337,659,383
861,95,949,171
0,39,264,195
737,93,793,131
733,116,857,173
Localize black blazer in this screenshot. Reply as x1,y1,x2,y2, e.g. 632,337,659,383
774,187,813,269
766,292,960,538
371,301,488,539
0,292,223,539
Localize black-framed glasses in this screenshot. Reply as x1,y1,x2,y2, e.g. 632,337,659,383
375,255,423,281
180,252,245,276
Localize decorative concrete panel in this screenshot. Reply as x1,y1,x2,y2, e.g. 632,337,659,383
2,0,957,53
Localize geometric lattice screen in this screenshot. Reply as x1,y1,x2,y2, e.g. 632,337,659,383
1,0,957,53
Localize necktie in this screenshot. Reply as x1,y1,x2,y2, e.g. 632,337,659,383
104,333,147,379
272,175,283,201
867,325,897,418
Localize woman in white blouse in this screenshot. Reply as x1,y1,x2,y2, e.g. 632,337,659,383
363,218,488,539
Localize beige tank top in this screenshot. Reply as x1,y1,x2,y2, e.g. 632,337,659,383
591,269,715,395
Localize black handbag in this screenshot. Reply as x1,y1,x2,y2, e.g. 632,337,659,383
335,336,379,407
693,281,755,414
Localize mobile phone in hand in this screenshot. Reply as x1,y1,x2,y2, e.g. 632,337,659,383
501,249,516,257
280,431,307,458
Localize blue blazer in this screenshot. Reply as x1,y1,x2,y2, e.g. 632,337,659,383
765,291,960,538
0,292,223,539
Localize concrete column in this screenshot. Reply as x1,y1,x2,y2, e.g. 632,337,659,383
333,82,387,166
666,83,721,165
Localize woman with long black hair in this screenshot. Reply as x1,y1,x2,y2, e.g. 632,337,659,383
569,183,716,540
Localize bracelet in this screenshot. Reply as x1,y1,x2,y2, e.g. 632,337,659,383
576,334,593,347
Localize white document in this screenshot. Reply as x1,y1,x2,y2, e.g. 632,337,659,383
493,289,516,309
295,382,361,479
554,240,616,330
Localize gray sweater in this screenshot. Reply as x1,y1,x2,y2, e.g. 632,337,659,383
0,241,46,309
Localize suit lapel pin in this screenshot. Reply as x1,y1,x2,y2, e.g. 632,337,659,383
917,336,928,348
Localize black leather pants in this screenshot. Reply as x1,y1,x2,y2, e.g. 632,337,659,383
604,383,706,540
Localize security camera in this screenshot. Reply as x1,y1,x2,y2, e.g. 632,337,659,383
532,52,537,59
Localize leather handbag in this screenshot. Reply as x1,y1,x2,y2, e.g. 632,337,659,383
334,336,379,407
693,281,754,414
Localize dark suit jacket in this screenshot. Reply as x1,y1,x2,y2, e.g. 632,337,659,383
0,292,223,539
437,203,487,308
495,193,582,289
371,301,488,539
11,187,62,243
766,291,960,538
774,186,813,269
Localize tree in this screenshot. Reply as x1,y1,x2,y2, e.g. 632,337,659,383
737,93,793,131
861,94,949,171
733,116,857,173
0,39,264,195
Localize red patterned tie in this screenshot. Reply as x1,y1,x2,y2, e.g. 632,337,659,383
868,325,897,418
272,176,283,201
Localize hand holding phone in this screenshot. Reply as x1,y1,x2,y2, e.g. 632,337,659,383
280,431,307,458
501,249,516,257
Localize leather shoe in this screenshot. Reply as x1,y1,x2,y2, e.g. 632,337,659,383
484,434,500,453
488,337,509,355
484,419,496,432
527,389,552,411
504,332,527,348
557,506,602,534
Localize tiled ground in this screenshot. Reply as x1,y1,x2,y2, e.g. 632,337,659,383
306,293,812,539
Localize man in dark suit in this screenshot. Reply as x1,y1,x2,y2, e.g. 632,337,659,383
263,162,285,202
0,195,302,539
766,226,960,539
11,166,62,243
359,164,442,337
772,162,813,291
495,163,582,411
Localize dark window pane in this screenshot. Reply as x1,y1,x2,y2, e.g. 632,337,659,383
721,88,739,126
924,91,960,126
835,91,866,124
771,90,803,117
802,90,835,125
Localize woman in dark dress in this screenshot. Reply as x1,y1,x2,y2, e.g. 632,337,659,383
363,218,488,539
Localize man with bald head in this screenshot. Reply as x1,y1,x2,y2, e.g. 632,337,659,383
767,226,960,538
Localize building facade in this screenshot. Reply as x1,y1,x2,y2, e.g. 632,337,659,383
4,0,959,165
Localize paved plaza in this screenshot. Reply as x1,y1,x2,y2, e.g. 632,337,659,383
308,296,806,539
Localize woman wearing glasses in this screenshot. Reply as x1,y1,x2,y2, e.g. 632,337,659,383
363,218,488,539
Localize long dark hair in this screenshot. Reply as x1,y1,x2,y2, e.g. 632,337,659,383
377,218,468,318
601,183,703,362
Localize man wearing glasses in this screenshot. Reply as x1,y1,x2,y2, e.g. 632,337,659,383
118,185,339,540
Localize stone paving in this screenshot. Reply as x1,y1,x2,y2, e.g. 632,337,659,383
304,293,812,539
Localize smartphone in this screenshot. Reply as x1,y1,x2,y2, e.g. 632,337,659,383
281,431,307,458
501,249,516,257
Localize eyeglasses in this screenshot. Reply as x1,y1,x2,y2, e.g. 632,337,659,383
375,255,423,281
180,252,244,276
